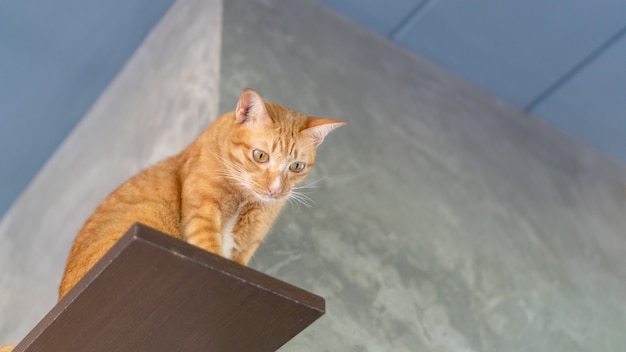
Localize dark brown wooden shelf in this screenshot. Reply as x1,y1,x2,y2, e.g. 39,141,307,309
14,223,325,352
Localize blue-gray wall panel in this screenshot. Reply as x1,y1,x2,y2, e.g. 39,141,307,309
533,35,626,162
318,0,424,36
392,0,626,108
0,0,175,218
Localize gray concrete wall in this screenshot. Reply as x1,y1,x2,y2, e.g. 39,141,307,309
318,0,626,163
0,0,222,343
220,0,626,351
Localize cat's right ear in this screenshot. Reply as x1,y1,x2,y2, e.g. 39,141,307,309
235,88,271,126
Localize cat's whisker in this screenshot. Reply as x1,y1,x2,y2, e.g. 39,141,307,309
287,190,313,208
288,188,316,197
213,168,247,183
210,153,259,191
292,185,319,193
291,196,312,209
293,177,326,191
216,168,267,198
287,197,302,209
217,173,253,191
211,152,248,176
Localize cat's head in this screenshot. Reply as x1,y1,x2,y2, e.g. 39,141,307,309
223,88,345,203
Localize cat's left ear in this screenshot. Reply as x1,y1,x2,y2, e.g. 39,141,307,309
235,88,272,126
302,117,346,147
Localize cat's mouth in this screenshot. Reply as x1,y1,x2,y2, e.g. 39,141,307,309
250,187,288,202
256,192,284,202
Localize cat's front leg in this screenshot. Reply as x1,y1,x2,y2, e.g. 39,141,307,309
181,204,224,257
231,204,280,265
233,242,262,265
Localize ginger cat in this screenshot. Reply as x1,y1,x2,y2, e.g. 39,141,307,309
57,88,345,299
0,89,343,352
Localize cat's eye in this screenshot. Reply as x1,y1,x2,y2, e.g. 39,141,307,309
252,149,269,163
289,161,306,173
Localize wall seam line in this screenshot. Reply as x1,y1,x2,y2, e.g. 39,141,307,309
388,0,440,41
525,24,626,112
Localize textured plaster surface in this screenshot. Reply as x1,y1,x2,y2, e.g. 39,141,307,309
220,0,626,351
0,0,222,343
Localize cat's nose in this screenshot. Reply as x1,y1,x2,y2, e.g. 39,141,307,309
268,185,281,196
268,178,282,196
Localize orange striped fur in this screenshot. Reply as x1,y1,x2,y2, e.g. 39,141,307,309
58,88,345,299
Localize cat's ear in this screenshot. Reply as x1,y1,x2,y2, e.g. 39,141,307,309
302,117,346,147
235,88,271,126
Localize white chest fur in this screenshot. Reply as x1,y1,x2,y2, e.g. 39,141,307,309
221,205,242,259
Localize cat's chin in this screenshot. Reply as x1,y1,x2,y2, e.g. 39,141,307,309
260,195,282,202
252,192,284,203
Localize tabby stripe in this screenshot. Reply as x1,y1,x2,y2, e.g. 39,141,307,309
231,140,250,149
227,150,242,163
185,231,221,253
183,213,217,229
